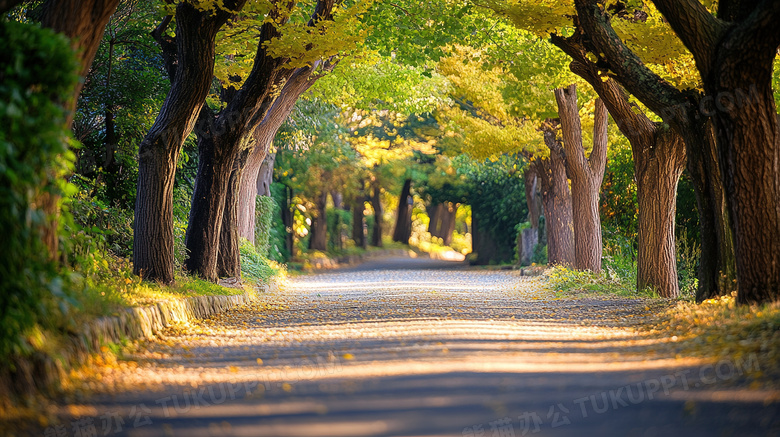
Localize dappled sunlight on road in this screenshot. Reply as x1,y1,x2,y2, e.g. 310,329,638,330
59,258,779,437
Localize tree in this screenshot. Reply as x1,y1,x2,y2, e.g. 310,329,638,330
534,123,575,265
648,0,780,303
571,0,738,300
185,0,369,280
553,85,608,272
551,32,686,297
392,178,413,244
132,0,247,283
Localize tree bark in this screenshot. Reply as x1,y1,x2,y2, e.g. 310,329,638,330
133,2,242,283
535,123,575,266
554,85,608,273
370,182,384,247
216,151,247,278
524,166,542,230
256,152,276,197
392,179,413,244
41,0,120,128
428,203,444,237
309,191,328,251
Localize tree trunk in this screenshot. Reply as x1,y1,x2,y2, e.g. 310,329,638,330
186,0,335,280
686,125,736,301
708,50,780,304
352,196,367,249
519,165,542,265
185,111,238,281
536,124,575,266
257,152,276,197
633,130,686,296
133,2,240,283
554,86,608,273
427,203,442,237
217,153,246,278
439,202,457,246
39,0,120,258
572,0,760,300
392,179,413,244
41,0,120,128
237,65,321,245
524,166,542,229
309,191,328,251
552,49,688,298
370,182,384,247
237,142,270,247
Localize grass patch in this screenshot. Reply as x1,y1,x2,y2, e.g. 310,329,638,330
544,264,657,299
642,293,780,388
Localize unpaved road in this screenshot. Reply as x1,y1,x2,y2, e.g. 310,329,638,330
52,257,779,437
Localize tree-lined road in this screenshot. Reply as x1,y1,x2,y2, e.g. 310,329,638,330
61,258,779,436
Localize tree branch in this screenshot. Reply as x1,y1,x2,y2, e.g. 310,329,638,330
573,0,688,130
550,32,655,145
650,0,727,78
723,0,780,66
0,0,22,15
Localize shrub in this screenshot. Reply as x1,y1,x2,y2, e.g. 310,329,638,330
0,21,79,356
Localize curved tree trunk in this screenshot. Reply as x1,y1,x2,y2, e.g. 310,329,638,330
133,2,241,283
370,182,384,247
573,0,769,301
186,0,336,281
237,66,321,245
554,86,608,273
651,0,780,305
392,179,413,244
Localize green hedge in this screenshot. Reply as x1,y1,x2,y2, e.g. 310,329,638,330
0,21,79,356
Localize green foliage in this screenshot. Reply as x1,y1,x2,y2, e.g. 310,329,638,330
240,240,285,287
676,226,700,301
269,182,291,262
457,154,527,263
0,21,79,356
310,54,448,114
532,241,548,265
68,192,135,258
599,135,637,240
172,184,192,272
254,195,275,257
326,207,352,252
73,1,169,209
